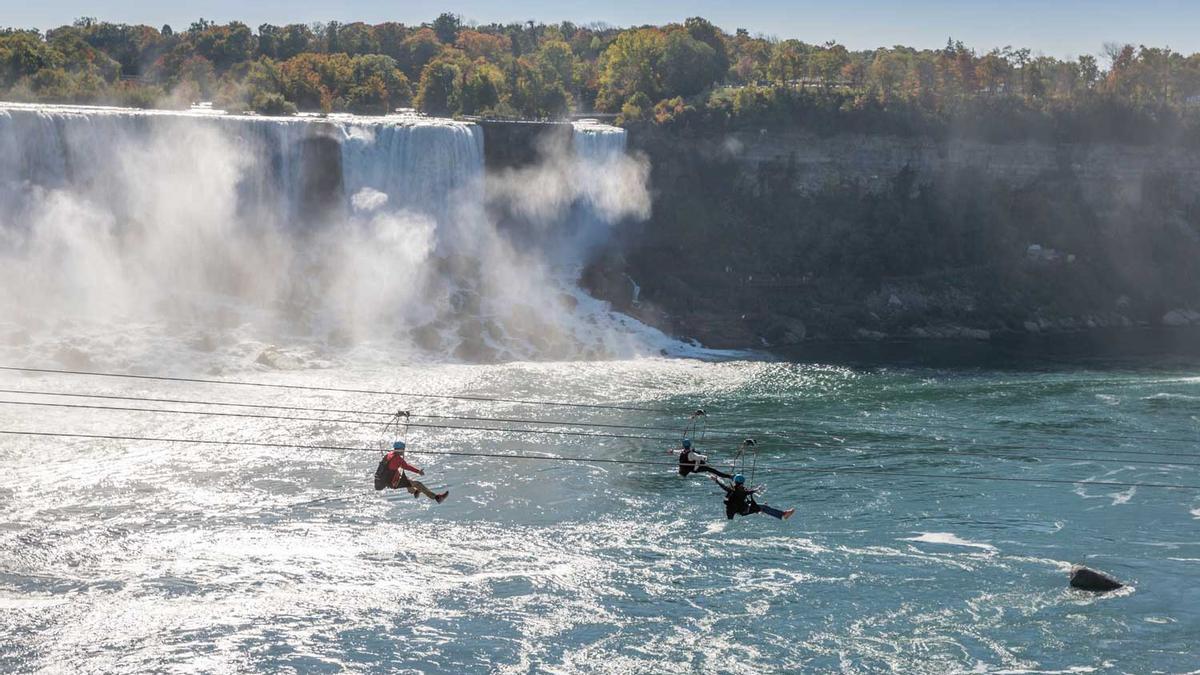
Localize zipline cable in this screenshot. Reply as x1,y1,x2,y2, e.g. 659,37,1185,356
1,386,1189,459
2,429,1197,491
0,398,681,442
797,413,1200,446
0,365,676,414
0,387,756,439
3,397,1200,469
8,365,1191,448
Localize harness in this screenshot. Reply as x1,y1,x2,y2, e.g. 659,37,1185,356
376,409,413,486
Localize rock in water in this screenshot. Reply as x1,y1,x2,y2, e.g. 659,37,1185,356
1069,565,1124,592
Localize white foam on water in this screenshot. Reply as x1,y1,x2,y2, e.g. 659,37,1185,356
902,532,998,552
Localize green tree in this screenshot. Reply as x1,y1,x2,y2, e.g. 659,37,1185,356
768,40,807,85
596,28,665,111
460,60,504,114
346,53,409,113
432,13,461,45
660,30,721,98
415,57,461,115
338,22,379,56
277,24,315,60
398,27,441,79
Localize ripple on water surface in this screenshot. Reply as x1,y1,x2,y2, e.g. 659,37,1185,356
1,358,1198,672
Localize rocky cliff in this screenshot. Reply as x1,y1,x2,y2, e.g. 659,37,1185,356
584,127,1200,351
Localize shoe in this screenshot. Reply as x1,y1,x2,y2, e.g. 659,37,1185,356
412,490,420,499
435,491,448,504
782,509,795,520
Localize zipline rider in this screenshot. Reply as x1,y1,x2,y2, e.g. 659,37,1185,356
374,441,448,503
668,438,733,478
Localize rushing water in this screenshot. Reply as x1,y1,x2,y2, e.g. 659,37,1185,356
1,358,1198,673
0,104,659,363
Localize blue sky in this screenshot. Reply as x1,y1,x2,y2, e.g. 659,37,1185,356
9,0,1197,58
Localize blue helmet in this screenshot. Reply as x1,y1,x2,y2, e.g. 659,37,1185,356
733,474,745,485
392,441,406,451
681,438,692,450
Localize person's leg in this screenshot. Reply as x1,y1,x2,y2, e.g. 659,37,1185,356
697,464,733,479
374,475,387,490
679,465,693,477
409,479,438,500
756,503,795,520
725,502,737,520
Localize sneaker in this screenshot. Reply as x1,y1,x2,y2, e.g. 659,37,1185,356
435,491,449,504
782,508,795,520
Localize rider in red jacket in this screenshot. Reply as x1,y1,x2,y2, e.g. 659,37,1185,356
374,441,448,503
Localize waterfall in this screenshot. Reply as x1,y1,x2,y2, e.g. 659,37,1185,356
0,103,685,367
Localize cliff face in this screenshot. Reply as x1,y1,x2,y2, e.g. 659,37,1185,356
584,127,1200,350
724,130,1200,204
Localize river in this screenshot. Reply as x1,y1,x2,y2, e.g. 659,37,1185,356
1,358,1197,672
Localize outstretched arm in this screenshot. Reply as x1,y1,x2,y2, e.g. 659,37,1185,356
395,456,424,475
709,475,732,493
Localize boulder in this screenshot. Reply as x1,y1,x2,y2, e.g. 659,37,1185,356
255,345,304,370
1069,565,1124,592
1163,309,1193,327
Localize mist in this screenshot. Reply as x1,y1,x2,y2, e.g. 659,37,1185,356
0,105,680,371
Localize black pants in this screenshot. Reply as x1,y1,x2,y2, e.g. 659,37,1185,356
726,498,761,520
726,498,787,520
679,464,733,479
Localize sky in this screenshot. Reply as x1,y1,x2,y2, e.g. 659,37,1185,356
7,0,1199,59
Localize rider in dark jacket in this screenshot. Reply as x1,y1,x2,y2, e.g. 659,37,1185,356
711,474,793,520
668,438,733,478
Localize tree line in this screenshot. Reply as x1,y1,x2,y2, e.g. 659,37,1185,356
2,14,1199,140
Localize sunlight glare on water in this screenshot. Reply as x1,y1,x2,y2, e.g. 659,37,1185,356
2,358,1198,672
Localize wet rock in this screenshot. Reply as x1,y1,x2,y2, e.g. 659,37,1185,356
764,317,806,344
255,345,304,370
1069,565,1124,592
410,324,444,352
453,335,498,362
190,333,219,353
1162,309,1199,327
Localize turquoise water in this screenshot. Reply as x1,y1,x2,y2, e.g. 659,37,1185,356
1,358,1198,672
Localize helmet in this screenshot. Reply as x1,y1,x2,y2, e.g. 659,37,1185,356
733,474,745,485
681,438,692,450
392,441,406,451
